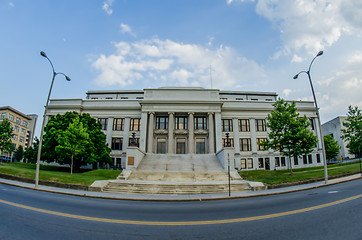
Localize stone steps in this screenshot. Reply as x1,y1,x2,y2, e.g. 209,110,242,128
102,181,251,195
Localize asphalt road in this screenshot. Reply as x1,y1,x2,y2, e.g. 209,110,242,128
0,179,361,240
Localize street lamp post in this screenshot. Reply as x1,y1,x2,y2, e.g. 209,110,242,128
35,51,70,188
293,51,328,184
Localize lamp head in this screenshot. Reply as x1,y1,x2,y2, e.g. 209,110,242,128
317,51,323,57
40,51,47,58
293,74,299,79
65,75,71,81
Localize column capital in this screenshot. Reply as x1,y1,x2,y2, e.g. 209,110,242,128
168,112,175,116
188,112,194,116
207,112,214,116
149,112,155,116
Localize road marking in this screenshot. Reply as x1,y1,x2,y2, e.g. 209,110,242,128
0,194,361,226
328,191,339,194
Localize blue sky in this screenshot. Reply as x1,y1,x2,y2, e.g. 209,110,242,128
1,0,362,138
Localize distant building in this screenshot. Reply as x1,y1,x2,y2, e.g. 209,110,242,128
322,116,354,159
46,87,324,170
0,106,38,154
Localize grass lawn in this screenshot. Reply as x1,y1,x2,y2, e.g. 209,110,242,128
0,162,121,186
239,161,362,186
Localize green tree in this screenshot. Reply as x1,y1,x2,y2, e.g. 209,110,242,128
13,145,24,162
342,105,362,158
324,135,340,160
24,137,39,163
55,116,90,174
42,112,111,170
261,99,318,174
0,119,15,155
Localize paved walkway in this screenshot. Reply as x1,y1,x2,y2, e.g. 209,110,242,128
0,174,361,201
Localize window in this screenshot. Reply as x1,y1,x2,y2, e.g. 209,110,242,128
175,116,188,130
275,157,280,167
15,117,21,124
8,113,14,121
303,155,308,164
281,157,286,167
256,119,266,131
120,97,128,99
111,138,122,150
308,154,313,164
113,118,124,131
19,136,24,143
176,138,186,154
22,120,28,127
266,99,273,101
12,135,18,141
240,138,251,151
1,113,6,119
105,97,113,99
258,158,264,168
294,156,299,165
222,119,233,132
236,98,243,100
239,119,250,132
247,158,253,168
257,138,267,151
316,154,321,163
129,138,140,147
156,116,168,129
222,138,234,147
21,128,26,135
98,118,108,130
14,125,19,132
194,116,207,130
136,97,144,99
251,98,258,101
130,118,141,131
241,158,247,169
309,118,315,130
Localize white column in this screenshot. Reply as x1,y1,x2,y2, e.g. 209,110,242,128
168,112,174,154
250,118,257,153
140,112,148,152
147,112,155,153
122,117,130,151
215,112,222,152
106,117,114,148
208,113,215,153
188,112,194,154
233,118,240,153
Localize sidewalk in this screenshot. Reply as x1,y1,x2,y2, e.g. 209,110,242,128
0,174,361,201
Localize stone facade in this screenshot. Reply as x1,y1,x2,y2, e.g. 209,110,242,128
46,87,324,170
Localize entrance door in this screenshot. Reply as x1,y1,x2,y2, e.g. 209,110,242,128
176,138,186,154
196,138,206,154
156,138,167,154
265,158,270,170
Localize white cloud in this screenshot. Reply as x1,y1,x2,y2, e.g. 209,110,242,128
92,38,266,89
120,23,136,37
291,54,303,63
102,0,114,15
8,2,14,7
227,0,255,4
348,51,362,64
282,89,294,98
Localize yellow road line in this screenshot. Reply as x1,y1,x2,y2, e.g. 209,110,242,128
1,194,361,226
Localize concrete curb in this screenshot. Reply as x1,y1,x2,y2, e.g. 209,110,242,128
0,173,361,201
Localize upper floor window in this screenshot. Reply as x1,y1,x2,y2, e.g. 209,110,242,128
22,120,28,127
129,137,140,147
130,118,141,131
113,118,124,131
98,118,108,130
194,116,207,130
15,117,21,124
175,116,188,130
1,113,6,119
309,118,315,130
222,138,234,147
239,119,250,132
257,138,268,151
21,128,26,135
8,114,14,121
240,138,251,151
19,136,25,143
156,116,168,129
14,125,20,132
256,119,266,132
222,119,233,132
111,138,122,150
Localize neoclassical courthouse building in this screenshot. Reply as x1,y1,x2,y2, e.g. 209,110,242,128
47,87,324,171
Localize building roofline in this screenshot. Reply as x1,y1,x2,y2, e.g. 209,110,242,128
0,106,32,120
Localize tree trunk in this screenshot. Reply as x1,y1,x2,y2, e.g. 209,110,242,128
71,154,74,175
